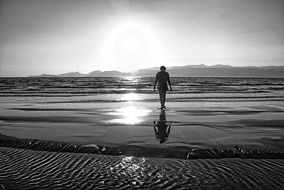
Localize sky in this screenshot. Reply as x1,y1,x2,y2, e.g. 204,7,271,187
0,0,284,76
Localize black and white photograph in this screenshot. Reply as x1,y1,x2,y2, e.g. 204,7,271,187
0,0,284,189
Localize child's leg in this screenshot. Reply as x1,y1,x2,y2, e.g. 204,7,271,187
162,92,166,107
159,91,166,108
159,91,163,107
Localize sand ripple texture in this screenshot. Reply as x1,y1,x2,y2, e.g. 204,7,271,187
0,147,283,190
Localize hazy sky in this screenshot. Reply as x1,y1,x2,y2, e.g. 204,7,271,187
0,0,284,76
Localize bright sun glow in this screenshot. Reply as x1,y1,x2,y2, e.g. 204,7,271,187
101,19,164,72
108,106,151,125
121,93,140,101
106,93,151,125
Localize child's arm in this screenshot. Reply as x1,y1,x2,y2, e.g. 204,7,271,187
166,122,171,136
167,125,171,136
153,121,158,134
154,74,158,91
167,73,172,91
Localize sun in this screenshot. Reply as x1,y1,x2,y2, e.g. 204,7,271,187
101,19,164,72
114,25,147,59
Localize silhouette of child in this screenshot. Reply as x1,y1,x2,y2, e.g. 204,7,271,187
153,110,171,144
154,66,172,109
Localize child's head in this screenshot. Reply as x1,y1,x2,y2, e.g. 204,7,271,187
160,66,166,71
159,138,167,144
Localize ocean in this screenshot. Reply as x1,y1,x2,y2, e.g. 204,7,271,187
0,77,284,158
1,77,284,96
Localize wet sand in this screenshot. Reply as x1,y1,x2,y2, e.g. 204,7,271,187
1,133,284,189
1,146,284,190
1,96,284,152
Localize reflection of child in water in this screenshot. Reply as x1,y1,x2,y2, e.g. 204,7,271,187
153,111,171,144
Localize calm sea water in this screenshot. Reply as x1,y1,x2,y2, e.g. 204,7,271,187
1,77,284,98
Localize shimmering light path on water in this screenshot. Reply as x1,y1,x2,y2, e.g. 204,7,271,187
106,93,152,125
0,77,284,152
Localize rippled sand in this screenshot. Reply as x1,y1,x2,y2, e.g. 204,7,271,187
0,134,284,189
1,146,284,190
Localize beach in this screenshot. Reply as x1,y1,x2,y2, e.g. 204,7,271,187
1,146,284,190
1,77,284,189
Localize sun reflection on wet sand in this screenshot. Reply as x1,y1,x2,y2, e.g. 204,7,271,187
106,93,151,125
120,93,140,101
107,106,151,125
110,156,148,186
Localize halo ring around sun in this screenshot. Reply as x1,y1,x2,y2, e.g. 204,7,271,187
101,19,163,72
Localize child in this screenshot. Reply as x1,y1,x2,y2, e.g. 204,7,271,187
154,66,172,109
153,110,171,144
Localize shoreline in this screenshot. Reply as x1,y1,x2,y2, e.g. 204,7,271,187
1,133,284,160
1,77,284,188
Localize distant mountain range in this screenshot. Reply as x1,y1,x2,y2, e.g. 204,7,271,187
30,71,130,77
30,64,284,77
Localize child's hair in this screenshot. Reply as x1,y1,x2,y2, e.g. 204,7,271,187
160,66,166,71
